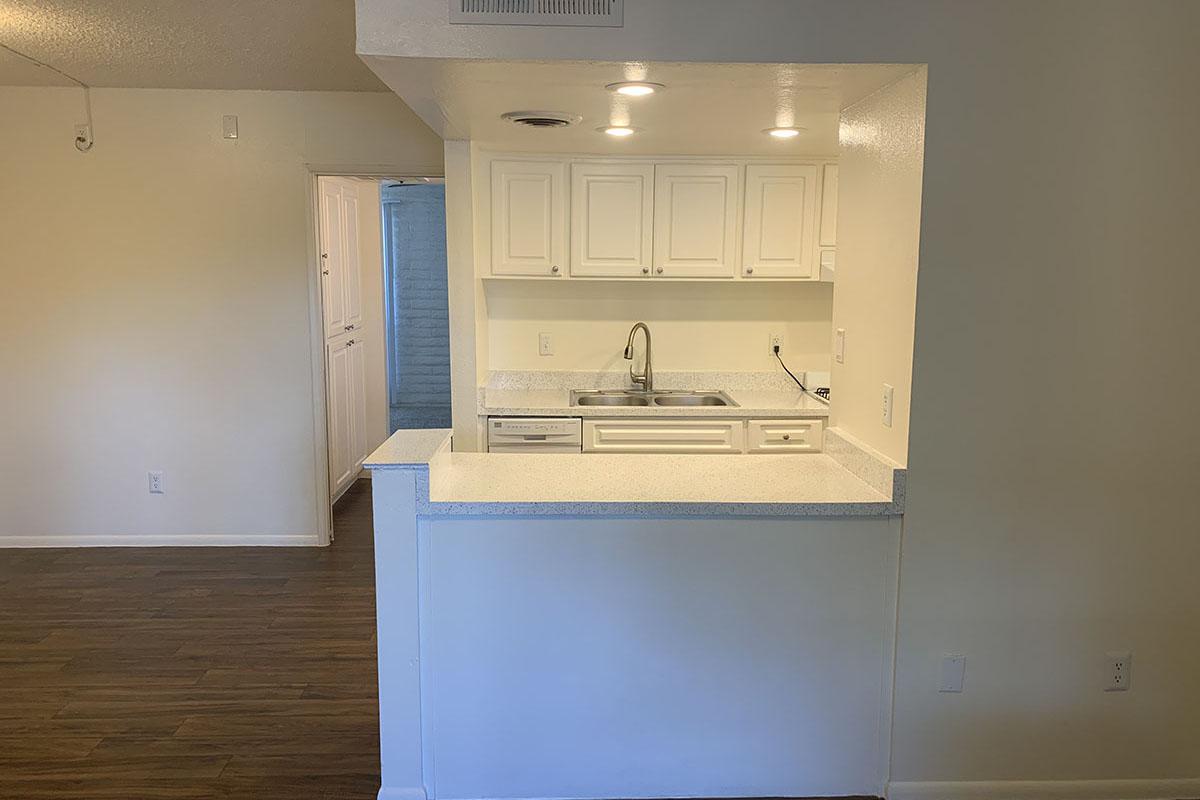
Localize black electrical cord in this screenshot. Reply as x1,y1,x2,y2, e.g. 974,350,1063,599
773,346,808,391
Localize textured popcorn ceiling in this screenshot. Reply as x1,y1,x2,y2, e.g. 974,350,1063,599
0,0,387,90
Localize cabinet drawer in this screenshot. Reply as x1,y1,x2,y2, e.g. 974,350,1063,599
747,419,824,453
583,419,745,454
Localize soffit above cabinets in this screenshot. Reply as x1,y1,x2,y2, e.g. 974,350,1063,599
364,57,918,156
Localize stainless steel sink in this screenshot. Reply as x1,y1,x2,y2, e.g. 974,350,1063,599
571,390,737,408
574,394,650,406
653,394,730,406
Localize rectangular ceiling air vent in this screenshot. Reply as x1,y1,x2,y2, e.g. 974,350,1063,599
450,0,623,27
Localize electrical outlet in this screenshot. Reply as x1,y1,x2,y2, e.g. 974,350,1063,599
882,383,894,427
835,328,846,364
770,332,784,355
939,654,966,692
148,471,165,495
1105,651,1131,691
538,332,553,356
222,114,239,139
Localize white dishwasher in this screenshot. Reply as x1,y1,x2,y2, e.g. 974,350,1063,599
487,417,583,453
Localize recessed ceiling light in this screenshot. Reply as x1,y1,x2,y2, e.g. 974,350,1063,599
599,125,638,137
606,81,664,97
764,126,805,139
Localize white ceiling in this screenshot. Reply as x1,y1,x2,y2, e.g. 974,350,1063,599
0,0,387,90
364,57,918,156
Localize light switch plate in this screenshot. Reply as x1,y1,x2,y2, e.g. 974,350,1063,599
222,115,239,139
538,332,553,356
939,654,966,692
835,328,846,364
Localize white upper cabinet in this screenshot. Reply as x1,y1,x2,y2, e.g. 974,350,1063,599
819,164,839,247
319,180,348,338
741,164,818,279
490,159,566,276
570,162,654,277
652,164,739,278
340,184,364,330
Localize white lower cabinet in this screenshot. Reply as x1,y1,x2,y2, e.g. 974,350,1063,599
327,334,367,497
747,419,824,453
583,419,745,454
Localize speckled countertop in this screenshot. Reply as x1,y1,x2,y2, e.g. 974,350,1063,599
480,370,830,419
365,428,903,517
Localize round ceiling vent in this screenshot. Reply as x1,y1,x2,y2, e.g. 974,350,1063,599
501,110,581,129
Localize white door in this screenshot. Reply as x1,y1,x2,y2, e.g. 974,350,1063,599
741,164,818,278
326,336,354,494
319,180,348,338
341,183,364,331
652,164,739,278
491,159,566,276
570,162,654,277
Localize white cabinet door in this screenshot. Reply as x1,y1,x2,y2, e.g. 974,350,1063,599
341,183,364,331
819,164,839,247
347,335,368,473
570,162,654,277
652,164,739,278
583,419,745,454
747,419,824,453
741,164,818,278
326,336,354,494
491,159,566,276
319,180,348,338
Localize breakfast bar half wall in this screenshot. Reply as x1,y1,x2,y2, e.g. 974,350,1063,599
366,428,905,800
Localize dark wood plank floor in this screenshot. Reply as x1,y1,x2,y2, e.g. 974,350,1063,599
0,480,380,800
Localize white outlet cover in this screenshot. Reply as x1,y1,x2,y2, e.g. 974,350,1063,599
882,383,894,427
835,328,846,364
1105,651,1132,691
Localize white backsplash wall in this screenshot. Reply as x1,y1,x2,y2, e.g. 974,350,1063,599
485,280,832,374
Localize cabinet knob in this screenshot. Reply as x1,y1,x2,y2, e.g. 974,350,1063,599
344,324,354,331
347,339,355,346
320,253,328,259
782,434,791,440
321,270,330,275
656,267,664,274
642,267,650,274
746,267,754,274
551,265,560,274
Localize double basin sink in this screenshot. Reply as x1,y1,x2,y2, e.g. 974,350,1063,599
570,389,738,407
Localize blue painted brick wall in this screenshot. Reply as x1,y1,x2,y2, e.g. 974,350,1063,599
382,184,452,431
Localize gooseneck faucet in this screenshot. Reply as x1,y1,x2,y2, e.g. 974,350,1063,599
623,322,653,392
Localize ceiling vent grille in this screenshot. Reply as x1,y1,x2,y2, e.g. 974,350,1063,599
501,110,582,129
450,0,623,27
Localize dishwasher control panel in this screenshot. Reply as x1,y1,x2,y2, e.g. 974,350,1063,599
487,417,583,452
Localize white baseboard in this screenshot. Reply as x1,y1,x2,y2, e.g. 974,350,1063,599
0,533,321,548
888,778,1200,800
377,788,426,800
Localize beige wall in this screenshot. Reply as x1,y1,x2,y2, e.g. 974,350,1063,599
359,0,1200,792
486,280,832,373
830,68,926,466
0,87,442,545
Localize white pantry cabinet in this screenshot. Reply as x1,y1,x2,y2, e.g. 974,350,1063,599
652,164,740,278
490,159,567,277
741,164,818,278
326,335,367,497
570,162,655,277
583,419,745,454
319,178,364,338
818,164,839,281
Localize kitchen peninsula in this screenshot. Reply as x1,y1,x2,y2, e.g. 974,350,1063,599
365,426,905,800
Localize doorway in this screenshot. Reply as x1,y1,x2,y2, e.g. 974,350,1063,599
314,175,450,518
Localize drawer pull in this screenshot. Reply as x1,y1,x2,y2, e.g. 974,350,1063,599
782,433,791,440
